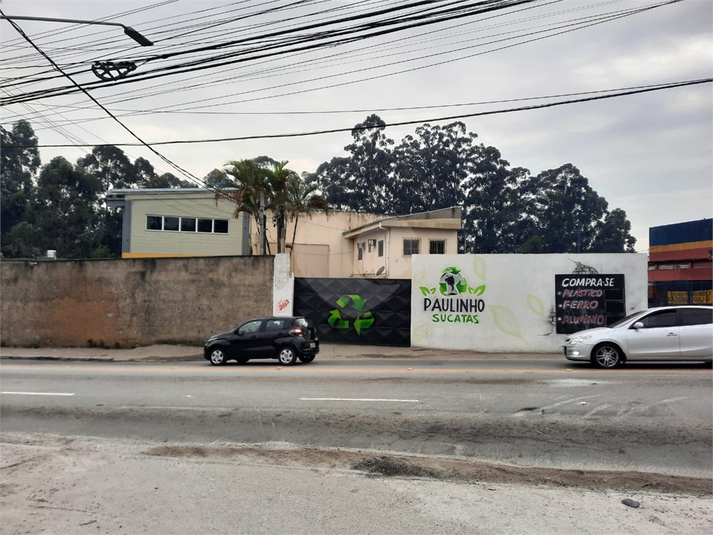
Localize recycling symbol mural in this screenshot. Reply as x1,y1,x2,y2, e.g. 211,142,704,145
420,266,485,297
328,295,375,335
439,266,468,295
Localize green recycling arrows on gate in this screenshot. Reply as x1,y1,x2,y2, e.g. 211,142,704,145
328,294,374,335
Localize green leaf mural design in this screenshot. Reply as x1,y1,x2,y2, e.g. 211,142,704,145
468,284,486,296
473,256,486,280
490,305,524,340
420,286,436,296
412,323,430,344
527,294,546,317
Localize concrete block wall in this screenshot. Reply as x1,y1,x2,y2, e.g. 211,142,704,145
0,256,274,348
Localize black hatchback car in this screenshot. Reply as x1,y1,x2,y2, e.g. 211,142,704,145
204,316,319,366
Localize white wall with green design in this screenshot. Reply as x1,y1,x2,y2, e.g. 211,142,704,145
411,254,648,352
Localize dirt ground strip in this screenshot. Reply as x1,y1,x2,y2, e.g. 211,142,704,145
3,432,708,495
144,443,713,495
2,433,712,535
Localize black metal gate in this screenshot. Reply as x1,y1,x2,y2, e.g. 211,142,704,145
294,278,411,346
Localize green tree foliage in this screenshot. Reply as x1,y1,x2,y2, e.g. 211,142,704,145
521,164,624,253
591,208,637,252
18,157,105,258
306,156,353,210
307,115,394,213
1,120,40,256
392,122,472,214
77,147,197,189
219,158,270,251
203,168,227,187
310,115,637,254
76,145,134,190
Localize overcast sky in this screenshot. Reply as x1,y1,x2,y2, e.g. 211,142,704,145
2,0,711,252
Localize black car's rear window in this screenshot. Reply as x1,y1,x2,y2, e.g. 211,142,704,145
265,319,288,331
293,318,312,328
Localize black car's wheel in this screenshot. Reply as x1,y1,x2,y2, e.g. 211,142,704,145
298,354,315,364
209,347,227,366
277,347,297,365
592,343,623,369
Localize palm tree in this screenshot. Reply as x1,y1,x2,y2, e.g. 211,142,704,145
217,159,271,254
218,159,328,255
285,175,328,252
262,161,294,254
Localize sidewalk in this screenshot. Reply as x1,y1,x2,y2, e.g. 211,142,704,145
0,343,557,362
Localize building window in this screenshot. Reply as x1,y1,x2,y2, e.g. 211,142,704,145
357,243,364,261
659,263,691,270
378,240,384,257
429,239,445,254
146,215,162,230
214,219,229,233
181,217,196,232
164,217,179,231
147,215,228,234
403,238,419,256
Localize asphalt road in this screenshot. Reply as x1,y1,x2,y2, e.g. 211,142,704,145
2,358,711,476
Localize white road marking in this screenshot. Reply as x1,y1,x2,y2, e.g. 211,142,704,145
300,397,419,403
1,391,74,396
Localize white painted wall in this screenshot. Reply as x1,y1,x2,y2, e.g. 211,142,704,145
411,254,648,353
273,253,294,316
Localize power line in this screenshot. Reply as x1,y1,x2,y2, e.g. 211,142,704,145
16,78,701,134
15,77,710,149
0,10,213,195
0,0,543,105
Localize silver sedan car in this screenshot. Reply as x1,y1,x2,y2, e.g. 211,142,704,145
564,305,712,368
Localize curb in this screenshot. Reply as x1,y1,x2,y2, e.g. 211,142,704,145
0,355,205,362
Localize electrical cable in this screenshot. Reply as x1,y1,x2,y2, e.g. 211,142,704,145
1,0,543,104
1,0,678,111
0,9,225,204
14,77,710,149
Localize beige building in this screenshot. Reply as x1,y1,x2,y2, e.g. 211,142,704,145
266,207,462,278
107,188,461,278
106,188,250,258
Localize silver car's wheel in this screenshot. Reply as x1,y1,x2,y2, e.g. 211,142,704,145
277,347,297,365
209,347,227,366
592,344,622,369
